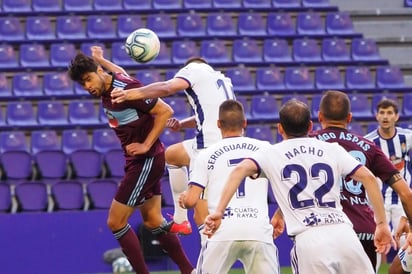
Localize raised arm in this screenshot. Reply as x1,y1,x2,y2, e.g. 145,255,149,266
91,46,128,75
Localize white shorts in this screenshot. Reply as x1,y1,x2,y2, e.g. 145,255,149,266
197,240,280,274
291,223,375,274
182,139,207,199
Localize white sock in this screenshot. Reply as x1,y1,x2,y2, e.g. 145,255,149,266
167,165,188,224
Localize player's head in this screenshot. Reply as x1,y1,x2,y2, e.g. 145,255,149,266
278,99,312,138
318,90,352,126
376,98,399,129
184,57,208,66
218,100,246,133
68,52,107,97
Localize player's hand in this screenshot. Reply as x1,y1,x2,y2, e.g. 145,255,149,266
271,211,285,239
91,46,105,62
166,118,181,131
178,191,187,209
125,142,149,156
203,213,223,238
111,88,129,104
395,217,410,248
374,222,395,254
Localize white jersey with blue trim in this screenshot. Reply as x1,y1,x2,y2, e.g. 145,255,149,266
364,127,412,204
251,138,360,236
174,62,235,149
189,136,274,243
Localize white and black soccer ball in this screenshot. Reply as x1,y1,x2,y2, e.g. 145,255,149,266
112,256,133,274
124,28,160,63
399,246,412,272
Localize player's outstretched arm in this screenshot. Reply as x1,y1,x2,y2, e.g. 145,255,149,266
90,46,128,76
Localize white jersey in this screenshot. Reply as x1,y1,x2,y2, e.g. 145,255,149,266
189,136,274,243
365,127,412,205
251,137,361,236
174,62,235,149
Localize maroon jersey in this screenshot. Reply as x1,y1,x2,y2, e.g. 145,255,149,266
100,73,164,161
309,127,398,235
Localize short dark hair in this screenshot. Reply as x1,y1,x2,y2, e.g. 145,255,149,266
279,99,311,137
184,57,208,66
67,53,99,84
377,98,399,114
219,100,245,130
319,90,350,121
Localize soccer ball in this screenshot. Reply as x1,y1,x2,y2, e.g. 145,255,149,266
124,28,160,63
112,257,133,274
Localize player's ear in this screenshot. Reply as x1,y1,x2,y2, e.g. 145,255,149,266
347,112,353,123
277,123,284,136
217,119,222,129
308,120,313,133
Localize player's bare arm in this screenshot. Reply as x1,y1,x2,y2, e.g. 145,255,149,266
111,78,189,103
179,185,203,209
90,46,128,76
126,99,173,156
351,165,393,254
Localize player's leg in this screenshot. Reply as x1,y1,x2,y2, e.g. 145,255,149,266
140,195,194,274
107,199,149,274
389,255,410,274
239,241,280,274
165,141,192,232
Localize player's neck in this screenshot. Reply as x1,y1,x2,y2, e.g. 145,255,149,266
378,127,395,139
222,129,243,138
321,120,346,129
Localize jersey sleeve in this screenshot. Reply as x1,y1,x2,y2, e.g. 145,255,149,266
368,144,399,185
188,150,208,189
123,83,158,112
174,63,201,87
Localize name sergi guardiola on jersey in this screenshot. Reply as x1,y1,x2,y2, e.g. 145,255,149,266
207,143,260,170
316,131,371,151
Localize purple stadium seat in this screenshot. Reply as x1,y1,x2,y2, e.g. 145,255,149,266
63,0,93,11
272,0,300,8
310,94,322,118
351,38,382,62
37,101,69,126
256,67,285,92
213,0,241,8
0,184,12,213
314,66,345,90
15,182,48,212
92,129,121,154
292,38,322,63
348,121,365,135
206,13,237,37
284,67,315,91
123,0,152,10
52,180,85,210
104,149,125,179
200,40,231,64
0,73,12,98
406,0,412,7
87,179,117,209
321,38,351,63
326,12,355,35
302,0,330,7
56,16,86,40
349,93,374,120
146,14,176,39
19,44,50,68
402,94,412,118
1,151,33,183
6,101,38,126
80,42,106,57
62,129,91,155
236,96,252,120
171,40,199,65
263,39,292,63
0,131,28,153
68,100,101,126
238,13,267,36
151,42,172,65
87,15,116,39
111,42,136,67
0,17,25,42
267,13,296,37
35,151,69,181
243,0,271,9
345,66,375,90
2,0,31,12
245,125,275,143
117,15,144,39
0,44,19,69
153,0,182,9
177,13,206,37
184,0,212,8
371,94,399,115
12,73,43,97
93,0,122,10
31,130,61,155
163,97,190,120
250,95,280,122
26,16,56,40
135,70,163,86
297,12,325,36
160,129,184,148
376,66,406,89
50,43,77,67
32,0,62,11
43,72,74,96
70,149,104,180
225,67,255,93
232,39,263,63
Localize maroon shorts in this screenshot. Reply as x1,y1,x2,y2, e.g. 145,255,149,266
115,153,165,207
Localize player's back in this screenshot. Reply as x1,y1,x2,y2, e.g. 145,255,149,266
175,62,235,148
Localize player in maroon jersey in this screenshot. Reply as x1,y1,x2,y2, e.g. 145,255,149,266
68,52,194,274
310,90,412,272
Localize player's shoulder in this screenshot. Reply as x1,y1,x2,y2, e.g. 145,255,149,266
364,129,378,140
396,126,412,135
